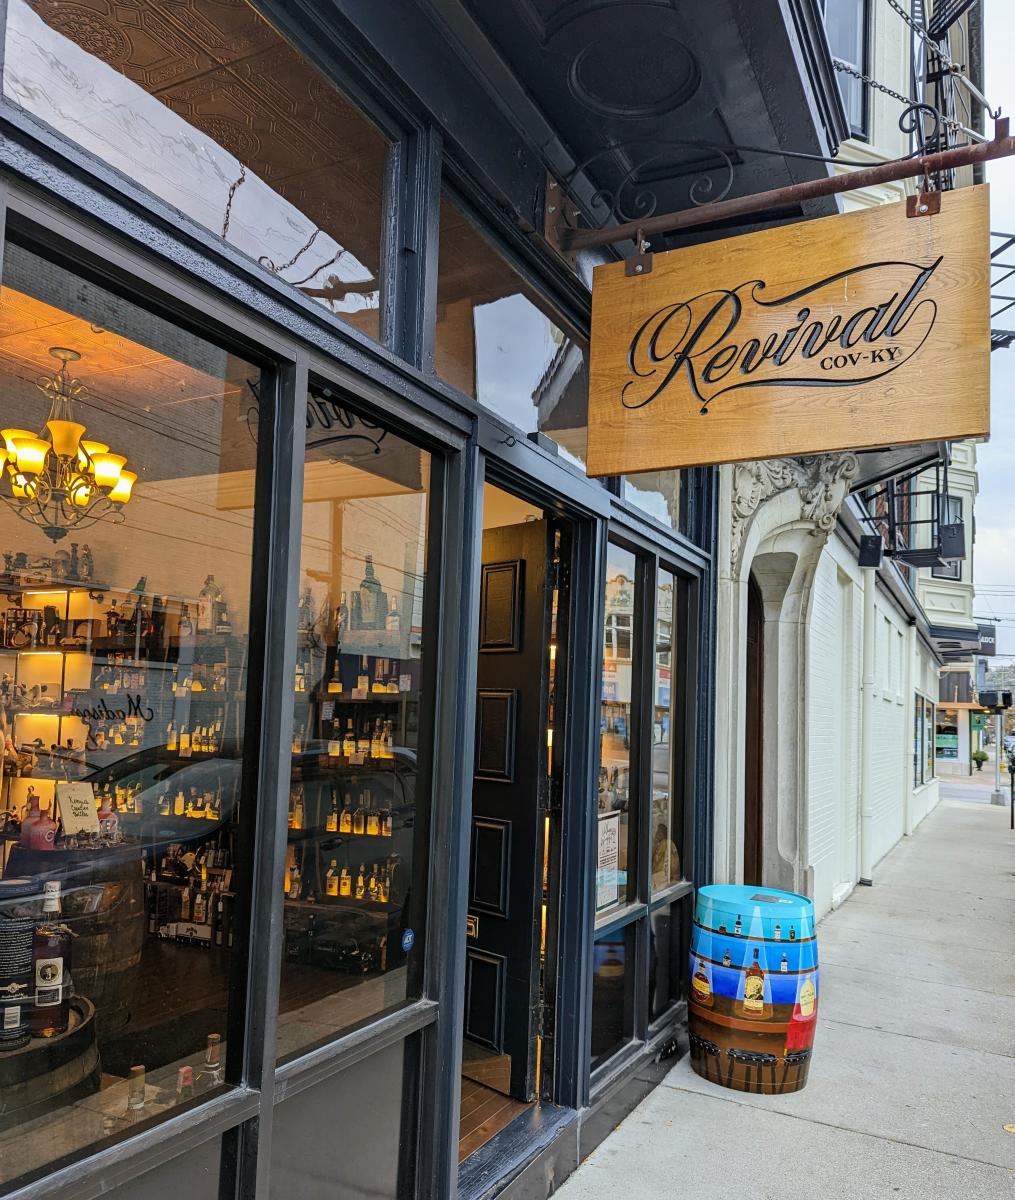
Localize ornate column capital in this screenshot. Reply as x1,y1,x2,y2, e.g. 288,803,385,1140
730,452,859,569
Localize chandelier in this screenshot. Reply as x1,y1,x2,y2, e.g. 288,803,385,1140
1,347,135,543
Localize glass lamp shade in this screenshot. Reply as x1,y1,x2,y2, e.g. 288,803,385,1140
92,452,126,488
108,469,136,504
78,440,109,472
1,428,38,458
14,436,50,476
46,419,86,459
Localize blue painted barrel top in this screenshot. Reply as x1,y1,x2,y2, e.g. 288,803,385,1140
694,884,815,942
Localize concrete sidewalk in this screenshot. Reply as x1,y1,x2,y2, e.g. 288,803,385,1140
556,800,1015,1200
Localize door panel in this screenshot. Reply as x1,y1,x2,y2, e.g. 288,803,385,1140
465,520,549,1101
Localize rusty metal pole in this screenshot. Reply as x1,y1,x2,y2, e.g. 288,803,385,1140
556,117,1013,255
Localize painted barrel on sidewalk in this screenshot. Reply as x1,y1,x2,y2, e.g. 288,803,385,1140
688,885,818,1095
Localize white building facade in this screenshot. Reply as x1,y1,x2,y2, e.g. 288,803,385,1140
712,0,981,918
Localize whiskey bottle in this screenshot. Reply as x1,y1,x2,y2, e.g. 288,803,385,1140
0,878,35,1050
742,948,766,1018
289,787,304,831
356,721,370,758
370,719,382,760
288,860,302,901
365,790,380,837
352,556,386,630
325,793,339,833
339,867,351,897
354,864,365,901
356,656,370,694
173,788,186,817
166,722,177,752
352,794,366,837
339,792,353,834
180,886,192,921
179,725,192,758
31,917,71,1037
193,889,207,925
327,720,342,759
325,859,339,898
734,913,742,936
382,720,395,760
326,660,342,695
197,576,221,635
378,867,390,904
368,865,379,902
380,801,393,839
342,719,356,758
196,1033,224,1092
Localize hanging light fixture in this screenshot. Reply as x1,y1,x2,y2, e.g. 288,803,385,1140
1,347,135,543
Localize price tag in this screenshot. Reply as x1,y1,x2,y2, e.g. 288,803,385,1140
56,782,100,835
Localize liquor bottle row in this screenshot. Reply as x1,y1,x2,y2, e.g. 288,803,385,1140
147,881,236,947
283,849,402,907
0,880,74,1049
316,717,397,762
156,782,230,822
307,654,411,698
288,785,394,837
112,1034,223,1129
165,716,226,757
14,786,132,851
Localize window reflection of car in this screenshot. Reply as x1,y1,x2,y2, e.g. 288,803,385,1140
84,740,417,857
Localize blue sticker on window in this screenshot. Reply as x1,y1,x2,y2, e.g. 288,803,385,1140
401,928,415,953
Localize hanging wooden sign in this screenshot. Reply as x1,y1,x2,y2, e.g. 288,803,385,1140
586,185,990,474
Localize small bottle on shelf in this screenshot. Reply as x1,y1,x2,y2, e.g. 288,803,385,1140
288,860,302,901
339,792,353,834
356,722,370,758
327,660,342,695
180,886,191,921
356,656,370,695
354,864,366,901
327,718,342,759
325,859,339,898
352,794,366,837
196,1033,224,1092
339,866,351,897
381,801,393,839
124,1065,147,1124
173,788,186,817
174,1065,195,1105
178,725,192,758
325,792,339,833
369,719,382,760
365,790,380,837
367,865,379,902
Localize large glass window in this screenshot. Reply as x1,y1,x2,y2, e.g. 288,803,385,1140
590,924,636,1069
435,196,589,468
4,0,388,339
652,570,684,892
276,389,431,1062
924,698,936,781
622,471,680,533
597,546,637,917
823,0,870,138
0,239,257,1186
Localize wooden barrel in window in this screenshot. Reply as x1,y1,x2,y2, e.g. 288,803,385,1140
688,885,818,1095
0,997,100,1130
6,844,145,1034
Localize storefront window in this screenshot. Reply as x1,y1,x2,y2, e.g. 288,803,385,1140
652,570,683,892
435,196,589,468
590,924,635,1069
597,546,637,917
276,388,431,1062
649,899,687,1023
622,471,680,532
936,706,958,763
4,0,388,339
924,698,935,781
913,694,923,786
0,239,258,1186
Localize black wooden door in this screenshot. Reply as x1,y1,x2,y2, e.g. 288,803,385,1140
744,573,764,887
464,519,550,1102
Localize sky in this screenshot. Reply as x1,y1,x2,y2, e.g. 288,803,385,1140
975,0,1015,655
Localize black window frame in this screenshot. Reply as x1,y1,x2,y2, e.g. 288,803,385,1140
823,0,873,141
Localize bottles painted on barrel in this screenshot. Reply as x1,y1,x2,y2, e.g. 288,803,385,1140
691,958,713,1008
741,947,766,1019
